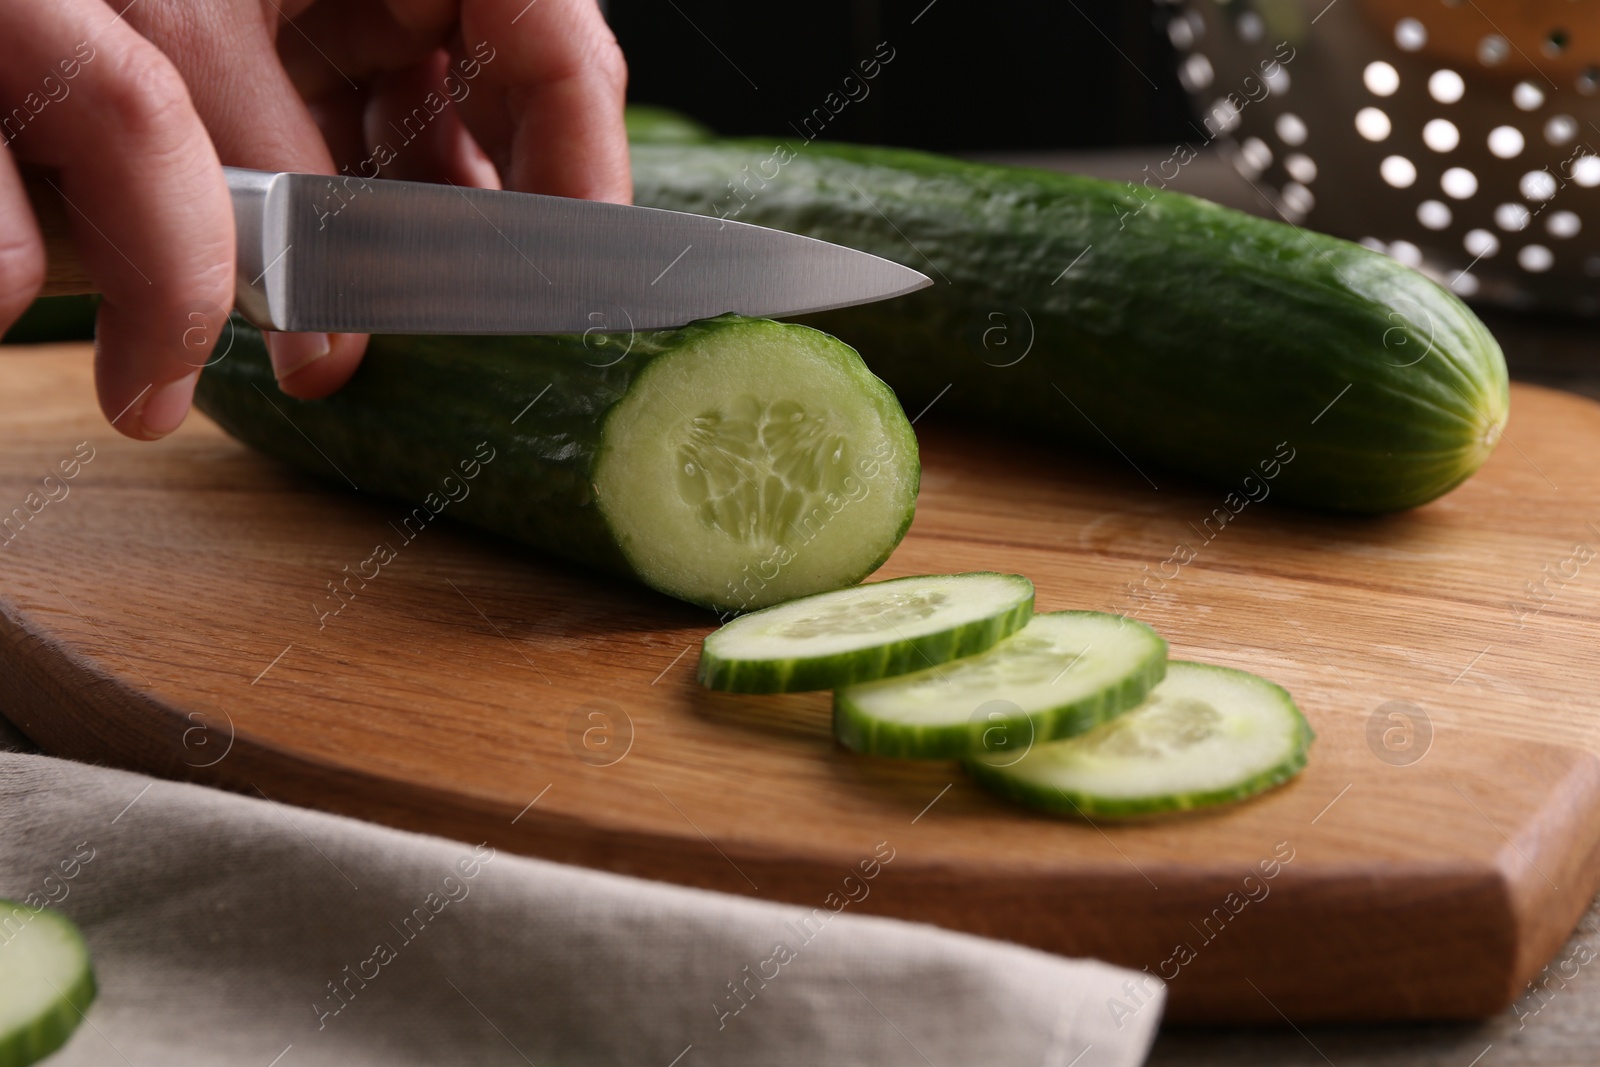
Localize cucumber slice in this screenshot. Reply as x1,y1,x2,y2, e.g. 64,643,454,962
834,610,1166,759
966,661,1314,818
697,572,1034,693
0,902,96,1067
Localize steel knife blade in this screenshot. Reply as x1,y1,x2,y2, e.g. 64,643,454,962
228,168,930,334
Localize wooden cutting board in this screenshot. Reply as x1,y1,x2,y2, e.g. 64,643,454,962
5,343,1600,1025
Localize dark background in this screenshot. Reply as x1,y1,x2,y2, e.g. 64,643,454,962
606,0,1193,151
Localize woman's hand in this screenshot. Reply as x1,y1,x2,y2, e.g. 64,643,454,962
0,0,629,438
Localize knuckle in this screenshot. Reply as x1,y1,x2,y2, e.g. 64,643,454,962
588,37,628,97
533,14,628,97
164,258,235,324
89,42,196,143
189,252,236,305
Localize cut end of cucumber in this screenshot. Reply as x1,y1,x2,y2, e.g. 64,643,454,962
835,610,1167,758
967,661,1313,818
593,317,918,611
698,572,1034,692
0,901,96,1067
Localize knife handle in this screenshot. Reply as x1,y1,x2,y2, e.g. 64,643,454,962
25,169,270,317
25,174,98,299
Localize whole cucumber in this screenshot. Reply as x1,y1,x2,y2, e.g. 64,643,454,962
630,139,1509,512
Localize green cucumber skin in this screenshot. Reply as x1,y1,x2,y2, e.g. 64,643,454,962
963,663,1316,819
631,140,1510,513
1,295,98,346
193,315,914,612
624,104,716,144
966,743,1309,820
833,612,1168,759
0,903,96,1067
697,577,1034,693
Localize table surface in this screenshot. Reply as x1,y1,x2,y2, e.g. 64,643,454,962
5,148,1600,1064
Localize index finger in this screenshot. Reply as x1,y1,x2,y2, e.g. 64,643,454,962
1,0,236,439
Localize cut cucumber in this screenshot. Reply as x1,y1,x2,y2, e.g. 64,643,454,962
966,661,1313,818
697,572,1034,693
194,314,919,612
0,902,96,1067
834,610,1166,758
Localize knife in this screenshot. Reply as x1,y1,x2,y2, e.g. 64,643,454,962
32,168,931,334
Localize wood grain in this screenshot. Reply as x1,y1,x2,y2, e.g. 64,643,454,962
3,343,1600,1023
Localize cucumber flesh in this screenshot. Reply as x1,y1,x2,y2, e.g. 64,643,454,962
594,318,918,609
834,611,1166,759
697,572,1034,693
0,902,96,1067
966,661,1313,818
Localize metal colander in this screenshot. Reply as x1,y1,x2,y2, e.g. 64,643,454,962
1166,0,1600,312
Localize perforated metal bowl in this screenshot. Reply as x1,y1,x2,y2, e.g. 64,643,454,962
1165,0,1600,312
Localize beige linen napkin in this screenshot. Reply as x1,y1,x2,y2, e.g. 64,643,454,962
0,750,1163,1066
